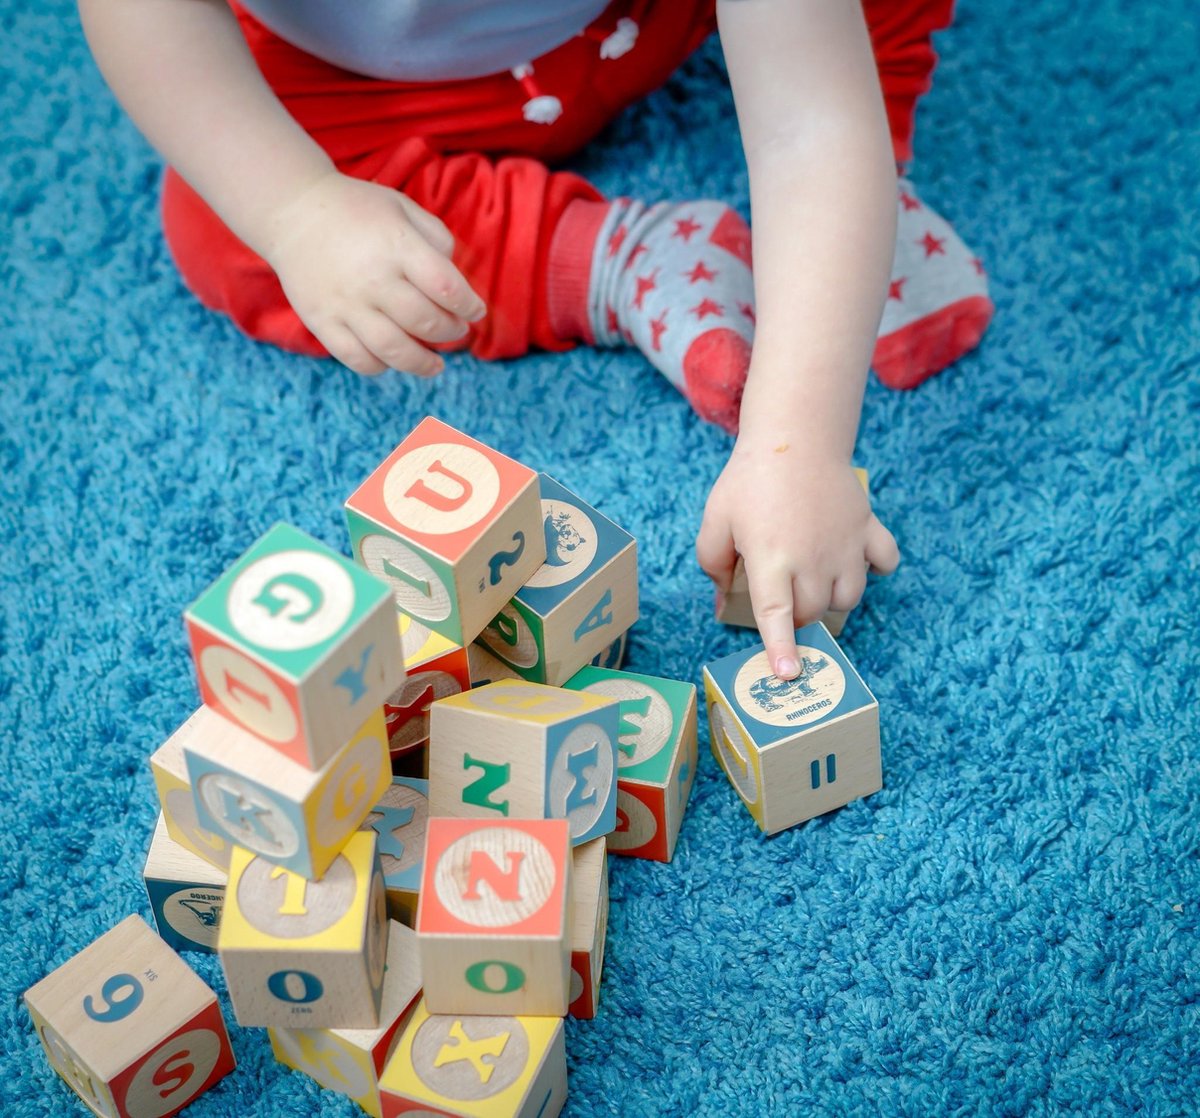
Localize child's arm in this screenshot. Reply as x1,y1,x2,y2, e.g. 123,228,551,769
77,0,485,375
698,0,901,679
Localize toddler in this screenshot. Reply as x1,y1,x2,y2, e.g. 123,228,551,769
78,0,992,680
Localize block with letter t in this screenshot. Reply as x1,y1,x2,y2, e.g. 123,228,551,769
379,997,567,1118
182,703,391,881
703,622,881,835
23,914,235,1118
416,817,572,1018
218,832,389,1029
184,521,404,770
563,666,697,863
345,417,546,647
475,473,637,685
428,679,620,846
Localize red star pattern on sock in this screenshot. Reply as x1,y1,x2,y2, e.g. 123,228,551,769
899,190,921,212
673,216,703,242
649,310,668,352
633,268,659,311
624,244,648,271
686,260,717,284
690,297,723,320
739,302,756,324
889,278,906,301
607,224,628,258
919,231,946,258
972,256,986,275
606,305,620,334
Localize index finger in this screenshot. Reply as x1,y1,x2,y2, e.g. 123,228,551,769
745,567,801,680
401,234,487,322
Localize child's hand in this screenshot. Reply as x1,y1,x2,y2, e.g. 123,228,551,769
697,440,900,680
263,171,487,376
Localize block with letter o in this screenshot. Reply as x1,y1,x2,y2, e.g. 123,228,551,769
417,817,572,1017
184,522,403,770
23,915,235,1118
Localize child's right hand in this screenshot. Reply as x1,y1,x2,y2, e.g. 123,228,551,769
262,171,487,377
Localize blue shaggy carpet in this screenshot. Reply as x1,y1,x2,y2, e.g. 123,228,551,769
2,2,1198,1115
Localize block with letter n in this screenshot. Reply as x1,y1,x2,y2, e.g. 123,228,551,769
416,817,572,1017
23,914,235,1118
218,832,389,1029
704,622,881,835
181,703,391,881
563,665,698,863
345,417,546,648
269,921,423,1118
184,521,404,770
475,473,637,685
428,679,620,846
379,996,567,1118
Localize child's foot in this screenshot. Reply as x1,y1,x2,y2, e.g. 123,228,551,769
872,179,994,390
547,198,754,434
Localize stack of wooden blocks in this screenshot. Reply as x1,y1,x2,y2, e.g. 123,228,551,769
26,416,700,1118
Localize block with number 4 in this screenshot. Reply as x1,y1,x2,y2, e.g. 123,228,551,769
24,914,235,1118
429,679,620,846
704,622,881,835
184,522,404,770
218,832,389,1029
417,817,572,1017
564,666,697,863
380,997,566,1118
476,473,637,686
270,922,423,1118
345,417,546,648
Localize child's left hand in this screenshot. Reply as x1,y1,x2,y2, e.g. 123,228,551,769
697,438,900,680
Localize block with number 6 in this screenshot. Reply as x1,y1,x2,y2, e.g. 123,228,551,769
23,914,235,1118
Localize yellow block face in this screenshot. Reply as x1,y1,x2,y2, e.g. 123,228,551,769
399,612,459,669
151,747,232,872
441,678,608,725
270,1029,381,1118
306,708,392,869
704,678,765,829
381,997,563,1118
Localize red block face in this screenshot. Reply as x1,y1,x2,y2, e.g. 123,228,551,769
608,781,669,862
110,1000,235,1118
569,950,596,1019
384,646,470,757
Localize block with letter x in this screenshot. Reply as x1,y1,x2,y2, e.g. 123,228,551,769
416,817,572,1017
345,416,546,648
184,521,404,770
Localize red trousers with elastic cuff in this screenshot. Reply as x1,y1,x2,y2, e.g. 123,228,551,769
162,0,955,362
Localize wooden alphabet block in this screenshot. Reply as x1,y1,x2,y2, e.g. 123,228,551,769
23,914,235,1118
379,997,567,1118
563,666,697,863
589,632,628,671
428,679,620,846
270,921,423,1118
567,837,608,1020
466,642,522,688
150,713,232,873
184,522,404,770
362,777,430,927
143,814,226,955
717,467,870,637
345,417,546,647
384,614,470,761
703,622,881,835
416,817,572,1017
218,832,389,1029
182,703,390,881
475,473,637,685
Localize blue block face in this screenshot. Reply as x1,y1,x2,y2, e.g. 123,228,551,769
145,877,225,953
705,623,874,747
544,703,620,845
515,474,634,616
362,776,428,893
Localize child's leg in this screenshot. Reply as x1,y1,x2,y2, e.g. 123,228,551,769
863,0,994,389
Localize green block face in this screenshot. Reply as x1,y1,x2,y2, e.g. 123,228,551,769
563,666,696,787
476,598,547,681
186,522,393,681
345,507,463,644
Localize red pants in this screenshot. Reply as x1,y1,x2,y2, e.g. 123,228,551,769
163,0,955,361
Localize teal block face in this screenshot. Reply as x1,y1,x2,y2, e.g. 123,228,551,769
362,777,428,894
563,666,696,787
544,703,620,845
145,878,224,954
345,507,464,644
476,597,546,680
186,521,394,682
515,474,634,615
705,623,875,748
186,752,313,876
